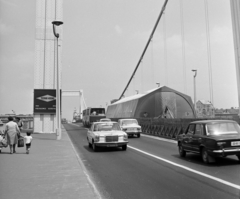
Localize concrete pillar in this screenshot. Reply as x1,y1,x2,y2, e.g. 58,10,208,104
34,0,63,133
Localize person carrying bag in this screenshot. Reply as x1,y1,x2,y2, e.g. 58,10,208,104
0,131,8,153
17,134,24,147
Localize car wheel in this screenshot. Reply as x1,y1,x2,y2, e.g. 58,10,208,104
137,134,141,138
88,141,92,148
237,155,240,162
92,141,98,152
122,145,127,151
178,144,186,157
201,148,209,164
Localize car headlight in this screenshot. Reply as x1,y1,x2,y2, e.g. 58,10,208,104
94,134,100,142
123,134,128,141
217,142,226,146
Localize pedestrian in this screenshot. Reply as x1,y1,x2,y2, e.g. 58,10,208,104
0,130,3,153
24,132,33,154
4,116,21,154
15,117,23,131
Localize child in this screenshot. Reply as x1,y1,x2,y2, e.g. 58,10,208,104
24,132,33,154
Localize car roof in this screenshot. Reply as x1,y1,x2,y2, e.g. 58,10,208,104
93,121,117,124
119,119,137,121
190,120,237,124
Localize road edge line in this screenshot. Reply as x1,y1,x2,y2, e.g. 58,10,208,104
63,127,103,199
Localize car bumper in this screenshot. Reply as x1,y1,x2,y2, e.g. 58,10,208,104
209,148,240,157
95,141,128,147
125,132,141,135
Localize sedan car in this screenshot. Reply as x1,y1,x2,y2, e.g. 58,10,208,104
99,118,111,122
87,122,128,151
177,120,240,163
118,119,142,138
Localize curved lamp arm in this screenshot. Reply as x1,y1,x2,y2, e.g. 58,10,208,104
192,70,197,78
52,21,63,38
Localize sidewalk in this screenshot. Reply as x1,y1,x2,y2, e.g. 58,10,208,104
0,127,101,199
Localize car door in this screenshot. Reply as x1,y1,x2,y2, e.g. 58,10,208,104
191,124,204,152
182,124,195,151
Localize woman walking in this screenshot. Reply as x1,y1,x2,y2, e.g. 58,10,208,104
4,116,21,154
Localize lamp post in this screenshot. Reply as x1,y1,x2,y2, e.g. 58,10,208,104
192,69,197,114
135,90,139,94
52,20,63,140
156,82,160,87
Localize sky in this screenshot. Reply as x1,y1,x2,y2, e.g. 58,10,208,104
0,0,238,120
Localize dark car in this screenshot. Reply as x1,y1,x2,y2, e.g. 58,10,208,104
177,120,240,163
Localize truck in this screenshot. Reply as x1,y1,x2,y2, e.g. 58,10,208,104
82,107,106,127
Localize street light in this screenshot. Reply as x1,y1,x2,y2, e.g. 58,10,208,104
156,82,160,87
52,20,63,140
192,69,197,115
135,90,139,94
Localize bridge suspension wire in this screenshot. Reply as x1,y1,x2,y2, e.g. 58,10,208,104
204,0,214,105
151,39,155,87
163,12,168,86
82,93,87,109
180,0,187,94
119,0,169,100
141,61,144,93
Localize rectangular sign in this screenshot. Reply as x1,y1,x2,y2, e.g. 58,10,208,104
34,89,61,114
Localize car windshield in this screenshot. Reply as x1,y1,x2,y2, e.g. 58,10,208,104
206,122,240,135
94,123,120,131
100,119,111,122
122,120,138,126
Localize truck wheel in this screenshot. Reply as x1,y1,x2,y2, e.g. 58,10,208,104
178,143,186,157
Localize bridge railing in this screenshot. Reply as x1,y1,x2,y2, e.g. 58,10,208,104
137,116,240,140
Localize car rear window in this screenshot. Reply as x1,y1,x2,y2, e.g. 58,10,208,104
122,120,138,126
94,123,120,131
206,122,240,135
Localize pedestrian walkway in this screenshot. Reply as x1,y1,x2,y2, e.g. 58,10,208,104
0,127,101,199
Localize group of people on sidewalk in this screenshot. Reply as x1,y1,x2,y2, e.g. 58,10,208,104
0,116,32,154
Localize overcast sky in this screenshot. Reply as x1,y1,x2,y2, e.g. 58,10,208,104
0,0,238,120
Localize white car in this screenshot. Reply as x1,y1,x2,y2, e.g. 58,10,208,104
87,122,128,151
118,119,142,138
99,118,111,122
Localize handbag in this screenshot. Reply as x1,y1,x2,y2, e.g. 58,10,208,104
1,138,8,147
18,138,24,147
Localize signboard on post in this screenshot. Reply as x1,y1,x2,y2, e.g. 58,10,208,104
34,89,61,114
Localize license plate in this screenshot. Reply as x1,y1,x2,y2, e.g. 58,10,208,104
107,144,117,147
231,141,240,146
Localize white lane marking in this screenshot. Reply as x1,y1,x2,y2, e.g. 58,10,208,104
128,145,240,190
64,127,103,199
141,134,177,144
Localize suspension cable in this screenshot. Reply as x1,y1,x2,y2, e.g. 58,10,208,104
204,0,214,104
151,39,155,86
180,0,187,93
163,12,168,86
119,0,169,100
